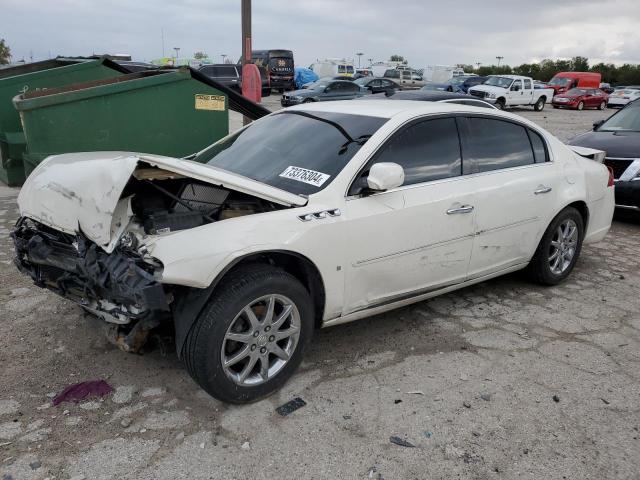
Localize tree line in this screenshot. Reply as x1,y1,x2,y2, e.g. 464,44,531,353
457,56,640,86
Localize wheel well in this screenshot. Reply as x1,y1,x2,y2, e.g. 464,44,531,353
538,96,546,102
566,201,589,233
224,252,326,328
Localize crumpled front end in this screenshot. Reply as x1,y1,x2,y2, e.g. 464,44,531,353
11,217,170,326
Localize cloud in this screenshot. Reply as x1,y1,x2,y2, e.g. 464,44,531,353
2,0,639,67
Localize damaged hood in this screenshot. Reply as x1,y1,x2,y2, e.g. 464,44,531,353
18,151,307,247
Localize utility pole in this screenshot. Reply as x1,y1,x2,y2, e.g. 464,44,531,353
475,62,481,70
221,54,227,64
161,28,165,57
173,47,180,66
356,52,363,68
496,56,503,67
241,0,252,125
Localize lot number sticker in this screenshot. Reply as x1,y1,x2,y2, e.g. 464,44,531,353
279,166,330,187
195,94,226,111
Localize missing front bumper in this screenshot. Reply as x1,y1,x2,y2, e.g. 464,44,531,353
11,217,170,324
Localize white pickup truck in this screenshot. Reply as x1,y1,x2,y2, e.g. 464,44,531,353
468,75,554,111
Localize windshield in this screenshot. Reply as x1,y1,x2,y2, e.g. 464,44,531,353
548,76,571,86
192,111,388,195
484,76,513,88
598,105,640,132
566,88,587,95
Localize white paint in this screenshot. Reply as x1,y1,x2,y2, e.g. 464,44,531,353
15,102,614,329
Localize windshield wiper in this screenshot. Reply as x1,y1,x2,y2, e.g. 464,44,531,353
281,111,355,143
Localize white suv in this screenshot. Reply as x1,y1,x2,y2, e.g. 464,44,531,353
13,101,614,403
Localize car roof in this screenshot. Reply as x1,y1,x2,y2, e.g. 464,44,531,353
286,99,502,119
390,91,477,101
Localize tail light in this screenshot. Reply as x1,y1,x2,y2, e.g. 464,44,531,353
606,166,615,187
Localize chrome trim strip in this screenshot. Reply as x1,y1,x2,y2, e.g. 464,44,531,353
616,204,640,211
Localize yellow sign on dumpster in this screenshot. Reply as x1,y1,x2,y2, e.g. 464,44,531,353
195,94,226,111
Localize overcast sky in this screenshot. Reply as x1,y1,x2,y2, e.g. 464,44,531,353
3,0,640,67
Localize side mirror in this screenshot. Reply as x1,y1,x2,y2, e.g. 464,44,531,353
324,87,331,93
593,119,605,131
367,162,405,191
511,85,520,91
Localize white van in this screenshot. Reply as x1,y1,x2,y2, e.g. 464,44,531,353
311,59,355,78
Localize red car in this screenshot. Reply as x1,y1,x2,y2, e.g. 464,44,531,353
552,88,608,110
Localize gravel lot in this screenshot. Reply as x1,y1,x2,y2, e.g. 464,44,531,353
1,96,639,480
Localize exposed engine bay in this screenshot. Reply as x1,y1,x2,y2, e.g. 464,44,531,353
12,162,287,352
126,165,282,236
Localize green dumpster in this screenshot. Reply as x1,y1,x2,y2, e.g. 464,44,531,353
14,68,230,176
0,57,128,185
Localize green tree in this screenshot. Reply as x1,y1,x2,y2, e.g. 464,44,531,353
0,39,11,65
193,51,208,60
389,55,405,63
571,56,589,71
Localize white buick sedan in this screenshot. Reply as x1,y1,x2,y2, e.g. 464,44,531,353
13,101,614,403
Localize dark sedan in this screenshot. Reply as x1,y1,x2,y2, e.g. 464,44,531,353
198,64,241,91
281,80,367,106
442,75,489,93
568,100,640,211
552,88,608,110
354,77,399,96
385,90,496,109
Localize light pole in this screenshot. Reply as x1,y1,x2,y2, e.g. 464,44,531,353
221,54,227,64
496,56,503,67
356,52,364,68
475,62,481,70
173,47,180,65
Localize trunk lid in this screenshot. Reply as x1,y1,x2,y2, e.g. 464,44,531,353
18,151,307,247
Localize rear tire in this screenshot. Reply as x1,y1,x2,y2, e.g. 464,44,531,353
183,265,314,404
534,97,545,111
577,101,584,110
527,207,584,286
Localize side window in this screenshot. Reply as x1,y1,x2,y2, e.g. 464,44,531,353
524,79,532,90
465,118,535,172
345,83,359,93
370,80,382,87
370,118,462,186
512,80,522,91
528,129,548,163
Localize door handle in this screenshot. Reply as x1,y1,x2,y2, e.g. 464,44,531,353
534,186,552,195
446,205,474,215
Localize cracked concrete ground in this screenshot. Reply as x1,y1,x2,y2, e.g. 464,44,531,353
1,99,639,479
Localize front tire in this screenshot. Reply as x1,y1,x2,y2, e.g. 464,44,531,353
577,101,585,110
599,101,606,110
183,265,314,403
495,98,506,110
527,207,584,286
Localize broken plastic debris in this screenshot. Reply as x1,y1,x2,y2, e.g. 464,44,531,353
52,380,114,406
276,397,306,416
406,391,424,395
389,436,415,448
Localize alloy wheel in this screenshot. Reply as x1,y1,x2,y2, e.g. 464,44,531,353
548,219,578,275
221,294,301,386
